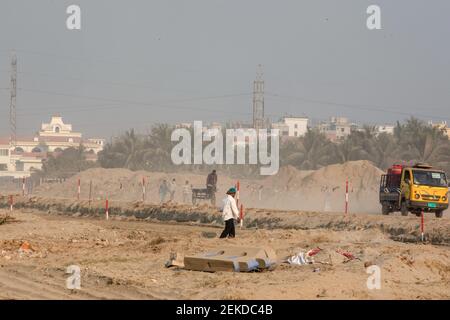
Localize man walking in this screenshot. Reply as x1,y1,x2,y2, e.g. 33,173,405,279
183,180,191,204
220,187,240,239
206,170,217,192
159,179,169,203
169,178,177,202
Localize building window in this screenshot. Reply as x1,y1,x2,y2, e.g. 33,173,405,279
0,149,9,156
14,147,24,153
32,147,42,153
55,126,60,133
294,124,298,129
16,161,24,171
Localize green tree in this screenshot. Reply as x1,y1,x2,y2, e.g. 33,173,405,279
281,129,335,170
396,118,450,167
39,146,97,178
142,124,175,171
98,129,148,170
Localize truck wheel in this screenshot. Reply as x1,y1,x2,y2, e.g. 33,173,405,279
435,210,444,218
400,202,409,216
381,203,390,215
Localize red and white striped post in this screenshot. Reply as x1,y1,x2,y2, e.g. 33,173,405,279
105,199,109,220
9,195,13,212
239,204,244,228
421,211,424,242
142,177,146,202
236,181,240,207
77,178,81,201
22,177,26,197
345,179,349,215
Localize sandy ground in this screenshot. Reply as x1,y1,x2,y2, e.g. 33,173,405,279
0,208,449,300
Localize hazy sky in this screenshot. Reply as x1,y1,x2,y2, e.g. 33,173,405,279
1,0,449,138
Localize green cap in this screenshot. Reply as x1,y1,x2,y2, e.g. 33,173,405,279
227,187,237,194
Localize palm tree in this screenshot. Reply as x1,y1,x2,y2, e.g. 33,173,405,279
281,129,335,170
142,124,175,171
333,138,367,163
98,129,147,170
332,127,376,163
396,118,450,167
370,133,398,169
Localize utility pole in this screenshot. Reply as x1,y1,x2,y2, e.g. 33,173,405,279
10,51,17,148
252,64,265,130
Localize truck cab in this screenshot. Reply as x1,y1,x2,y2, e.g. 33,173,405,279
380,163,449,218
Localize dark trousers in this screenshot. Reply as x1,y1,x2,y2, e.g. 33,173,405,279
220,219,235,238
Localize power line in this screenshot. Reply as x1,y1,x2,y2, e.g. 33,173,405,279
15,92,253,115
12,49,204,75
0,69,160,90
7,53,448,122
6,50,450,122
0,68,253,101
15,102,124,116
17,87,254,117
14,49,128,66
1,69,197,93
266,92,450,122
11,88,287,125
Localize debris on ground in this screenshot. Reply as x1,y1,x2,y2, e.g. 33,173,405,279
165,252,185,268
285,247,322,265
19,241,33,253
183,246,277,272
287,252,313,265
283,247,363,266
335,249,360,262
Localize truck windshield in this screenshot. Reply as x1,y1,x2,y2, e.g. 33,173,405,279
412,170,448,187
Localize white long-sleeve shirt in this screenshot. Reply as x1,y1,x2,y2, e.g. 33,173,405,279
221,195,239,221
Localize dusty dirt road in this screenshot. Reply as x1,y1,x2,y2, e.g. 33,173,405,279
0,208,449,300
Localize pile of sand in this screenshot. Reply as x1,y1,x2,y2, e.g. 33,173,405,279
302,161,383,191
250,160,384,213
34,161,385,214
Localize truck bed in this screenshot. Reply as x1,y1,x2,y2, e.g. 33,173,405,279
379,174,401,203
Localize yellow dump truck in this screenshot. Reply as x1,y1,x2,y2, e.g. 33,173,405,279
379,163,449,218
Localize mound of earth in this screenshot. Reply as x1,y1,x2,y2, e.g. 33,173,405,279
34,161,386,214
251,160,384,213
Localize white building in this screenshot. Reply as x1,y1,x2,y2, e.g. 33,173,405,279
271,122,289,137
0,140,11,172
271,117,308,137
0,115,105,178
376,124,395,135
318,117,353,141
429,121,450,138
